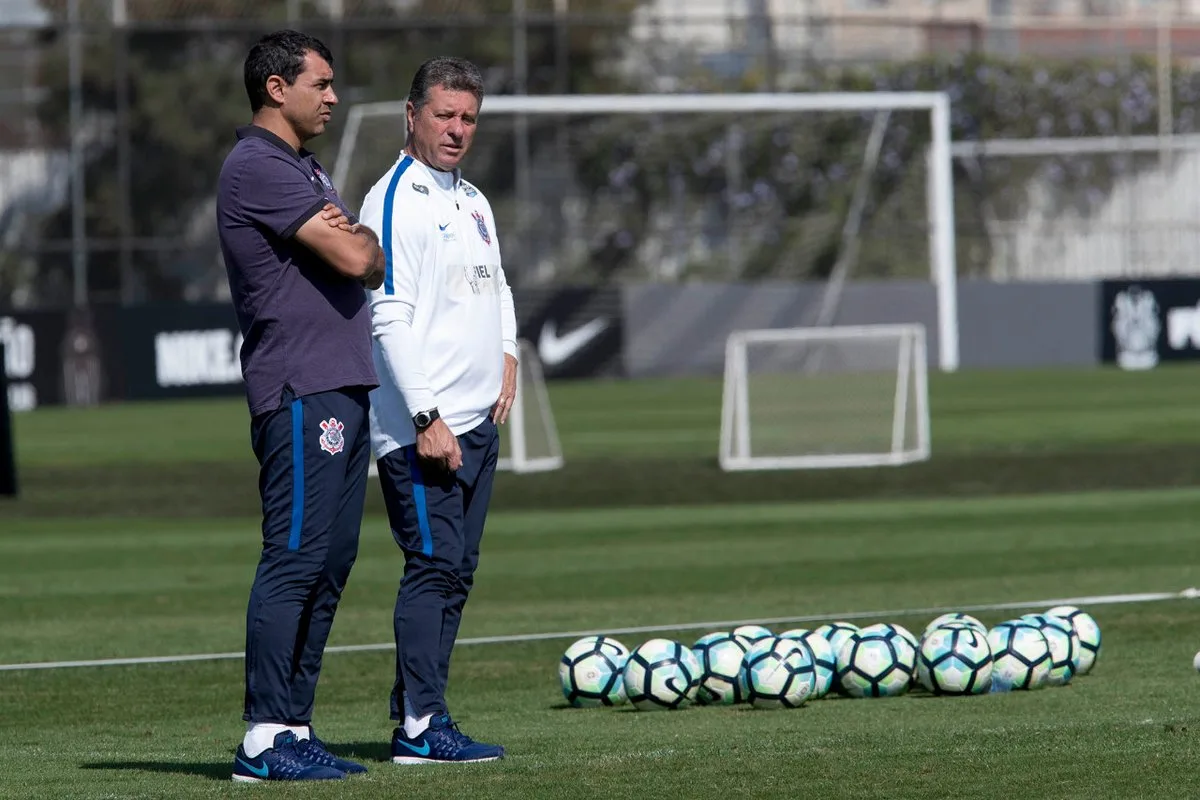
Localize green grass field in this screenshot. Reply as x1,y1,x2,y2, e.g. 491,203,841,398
3,367,1200,798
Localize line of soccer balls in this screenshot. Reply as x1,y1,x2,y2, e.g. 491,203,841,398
559,606,1101,710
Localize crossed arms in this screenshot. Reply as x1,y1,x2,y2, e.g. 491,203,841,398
296,204,386,290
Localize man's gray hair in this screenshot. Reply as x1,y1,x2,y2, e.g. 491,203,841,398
407,57,485,111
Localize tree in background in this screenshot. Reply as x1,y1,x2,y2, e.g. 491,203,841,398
20,0,642,306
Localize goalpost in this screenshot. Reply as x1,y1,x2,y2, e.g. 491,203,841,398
337,92,959,473
366,338,563,478
332,92,960,373
497,338,563,473
719,324,930,471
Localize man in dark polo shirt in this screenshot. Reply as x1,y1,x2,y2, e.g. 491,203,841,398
216,30,382,783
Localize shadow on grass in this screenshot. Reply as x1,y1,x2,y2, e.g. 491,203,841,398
327,741,393,764
80,760,232,781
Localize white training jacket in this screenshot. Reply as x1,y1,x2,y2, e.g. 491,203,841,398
359,151,518,457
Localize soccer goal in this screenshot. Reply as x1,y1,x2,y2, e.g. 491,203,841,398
331,92,960,372
497,338,563,473
719,324,930,471
367,338,562,477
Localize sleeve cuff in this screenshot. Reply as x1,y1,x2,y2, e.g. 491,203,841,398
503,340,519,359
281,197,330,240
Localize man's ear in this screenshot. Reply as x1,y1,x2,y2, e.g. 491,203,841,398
264,75,288,106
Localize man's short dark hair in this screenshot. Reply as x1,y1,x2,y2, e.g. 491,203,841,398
407,57,485,112
244,30,333,113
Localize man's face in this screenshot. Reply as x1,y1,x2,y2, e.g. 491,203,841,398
406,84,479,171
278,51,337,143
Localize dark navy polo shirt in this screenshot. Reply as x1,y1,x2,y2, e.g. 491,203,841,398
216,125,377,417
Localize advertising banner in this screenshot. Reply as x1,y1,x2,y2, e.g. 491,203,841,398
1100,279,1200,369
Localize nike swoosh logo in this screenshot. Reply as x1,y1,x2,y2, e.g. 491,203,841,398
396,739,431,756
236,757,269,778
537,318,608,367
438,223,451,231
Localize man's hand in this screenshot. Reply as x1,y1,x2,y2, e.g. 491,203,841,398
360,261,385,290
416,418,462,472
320,202,353,231
492,353,518,424
315,205,383,288
353,223,385,290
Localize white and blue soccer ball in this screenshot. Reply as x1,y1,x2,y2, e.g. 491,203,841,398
1046,606,1101,675
742,636,816,709
859,622,920,653
692,632,749,705
924,613,987,638
559,635,630,707
622,638,702,711
814,621,860,666
732,625,774,649
917,626,993,695
795,630,835,698
836,630,916,698
860,623,921,688
1020,613,1078,686
987,621,1052,691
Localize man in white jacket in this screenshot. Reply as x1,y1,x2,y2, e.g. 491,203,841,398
358,57,516,764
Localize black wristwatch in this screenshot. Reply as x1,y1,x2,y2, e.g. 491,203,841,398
412,408,440,431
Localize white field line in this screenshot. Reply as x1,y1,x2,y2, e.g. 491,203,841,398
2,588,1193,673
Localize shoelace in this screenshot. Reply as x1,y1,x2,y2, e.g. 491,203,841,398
270,739,313,777
446,720,486,750
295,738,338,767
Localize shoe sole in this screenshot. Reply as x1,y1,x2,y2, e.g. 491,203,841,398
391,755,503,765
231,773,346,783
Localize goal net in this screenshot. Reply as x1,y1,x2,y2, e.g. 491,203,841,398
497,338,563,473
719,324,930,471
331,93,960,372
368,338,562,477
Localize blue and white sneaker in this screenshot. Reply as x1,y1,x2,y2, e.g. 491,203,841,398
391,714,505,764
231,731,346,783
296,729,369,775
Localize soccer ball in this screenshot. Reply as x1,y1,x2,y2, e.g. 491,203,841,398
814,621,860,662
692,632,749,705
924,613,987,637
796,630,836,698
836,630,915,698
558,636,630,707
917,626,992,695
1046,606,1101,675
622,638,702,711
742,636,816,709
860,623,920,688
1020,613,1078,685
986,622,1051,691
860,622,919,652
732,624,774,648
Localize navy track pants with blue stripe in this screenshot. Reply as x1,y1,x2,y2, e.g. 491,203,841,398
377,417,500,719
243,386,370,724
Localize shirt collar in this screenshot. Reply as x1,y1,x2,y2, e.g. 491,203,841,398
403,150,460,188
236,125,313,161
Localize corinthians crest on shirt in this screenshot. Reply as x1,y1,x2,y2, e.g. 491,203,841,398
318,417,345,455
471,210,491,245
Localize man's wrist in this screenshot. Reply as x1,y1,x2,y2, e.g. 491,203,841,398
413,407,440,431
